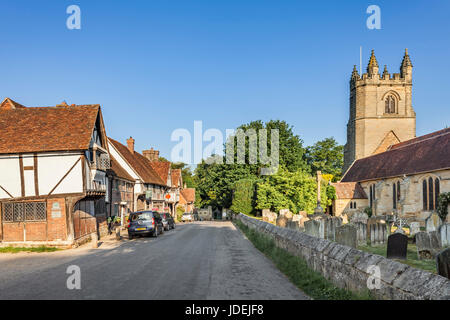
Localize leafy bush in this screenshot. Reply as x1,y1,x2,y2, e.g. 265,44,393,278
231,178,259,215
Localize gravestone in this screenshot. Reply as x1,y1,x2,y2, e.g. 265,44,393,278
324,216,342,241
354,222,367,245
276,215,289,228
439,224,450,247
387,233,408,260
279,209,293,220
305,220,322,238
436,248,450,279
335,224,357,248
409,222,421,237
370,222,387,246
350,212,368,224
416,231,442,260
262,209,277,224
426,212,442,232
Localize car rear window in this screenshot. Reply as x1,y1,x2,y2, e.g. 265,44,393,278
131,212,153,221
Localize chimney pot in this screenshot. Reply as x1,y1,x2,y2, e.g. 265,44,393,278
126,137,135,153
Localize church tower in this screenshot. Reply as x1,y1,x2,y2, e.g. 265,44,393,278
343,49,416,172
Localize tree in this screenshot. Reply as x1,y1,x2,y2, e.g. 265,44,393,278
305,137,344,181
256,167,328,214
230,120,308,173
194,157,254,209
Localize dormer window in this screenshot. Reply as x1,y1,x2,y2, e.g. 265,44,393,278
385,95,396,114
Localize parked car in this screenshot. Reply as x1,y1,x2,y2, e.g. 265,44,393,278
127,211,164,239
181,212,194,222
160,212,176,231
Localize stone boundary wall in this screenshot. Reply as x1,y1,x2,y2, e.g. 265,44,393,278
237,213,450,300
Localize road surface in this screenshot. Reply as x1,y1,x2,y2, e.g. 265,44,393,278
0,221,309,300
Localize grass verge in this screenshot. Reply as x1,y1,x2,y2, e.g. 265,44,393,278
234,219,373,300
358,244,436,274
0,246,60,254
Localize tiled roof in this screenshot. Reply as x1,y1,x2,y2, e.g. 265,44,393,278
109,155,135,182
331,182,367,199
0,102,100,154
108,138,166,186
180,188,195,203
149,161,171,185
342,128,450,182
0,98,27,109
171,169,182,188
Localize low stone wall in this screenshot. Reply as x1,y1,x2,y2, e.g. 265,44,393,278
237,213,450,300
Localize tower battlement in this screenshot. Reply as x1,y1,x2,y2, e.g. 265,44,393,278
343,49,416,173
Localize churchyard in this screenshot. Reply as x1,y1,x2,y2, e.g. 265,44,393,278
261,208,450,280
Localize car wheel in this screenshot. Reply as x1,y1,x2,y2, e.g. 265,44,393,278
129,233,133,240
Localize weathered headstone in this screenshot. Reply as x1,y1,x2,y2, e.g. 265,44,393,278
436,248,450,279
426,212,442,232
279,209,293,220
416,231,442,260
354,222,367,245
324,216,342,241
387,233,408,260
439,224,450,247
335,224,357,248
409,222,421,237
276,215,289,228
370,222,387,246
305,220,322,238
262,209,277,224
350,212,369,224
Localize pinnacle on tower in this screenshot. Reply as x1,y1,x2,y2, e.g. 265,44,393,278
367,50,379,76
400,48,413,80
351,65,359,80
382,65,390,78
401,48,413,68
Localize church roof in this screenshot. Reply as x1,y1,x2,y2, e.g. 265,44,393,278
331,182,367,199
341,128,450,182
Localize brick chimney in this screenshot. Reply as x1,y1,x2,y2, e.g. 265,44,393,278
142,147,160,161
126,137,135,153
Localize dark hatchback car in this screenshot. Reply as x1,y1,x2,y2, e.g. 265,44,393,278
160,212,175,231
127,211,164,239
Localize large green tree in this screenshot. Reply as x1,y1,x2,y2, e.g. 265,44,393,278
305,137,344,181
256,167,328,214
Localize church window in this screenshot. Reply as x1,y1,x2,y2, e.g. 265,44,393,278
423,177,440,211
369,184,376,208
385,95,396,114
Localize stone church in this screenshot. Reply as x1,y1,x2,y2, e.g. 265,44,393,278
333,49,450,224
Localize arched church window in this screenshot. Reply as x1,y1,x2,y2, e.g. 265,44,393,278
423,177,441,211
385,95,396,114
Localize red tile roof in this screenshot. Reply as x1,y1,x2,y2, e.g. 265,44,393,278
0,98,27,110
108,138,165,186
171,169,182,188
0,102,101,154
149,161,171,185
331,182,367,199
109,155,135,182
342,128,450,182
180,188,195,203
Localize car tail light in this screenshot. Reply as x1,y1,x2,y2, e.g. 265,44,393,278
152,218,155,225
127,224,130,228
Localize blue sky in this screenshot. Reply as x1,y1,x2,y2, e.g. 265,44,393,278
1,0,449,160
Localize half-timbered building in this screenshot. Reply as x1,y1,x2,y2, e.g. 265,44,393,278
0,98,110,246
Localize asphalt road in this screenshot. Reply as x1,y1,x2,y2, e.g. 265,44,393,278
0,221,309,300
